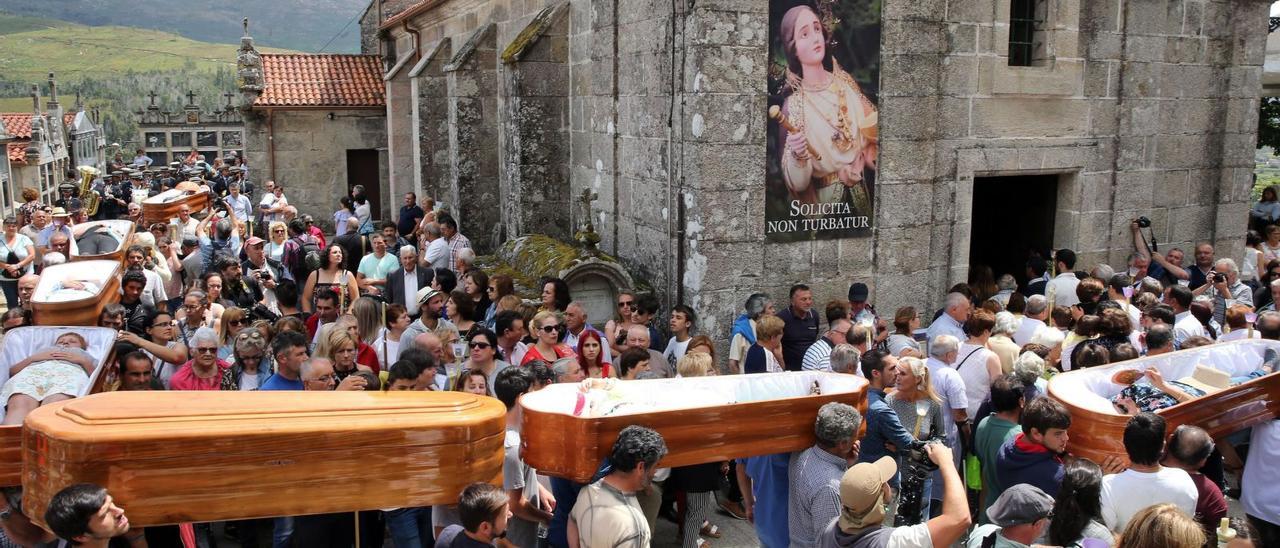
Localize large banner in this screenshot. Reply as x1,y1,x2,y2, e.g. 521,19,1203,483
765,0,880,242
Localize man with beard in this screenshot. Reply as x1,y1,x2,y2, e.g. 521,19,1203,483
402,288,455,342
242,236,287,311
117,270,155,335
568,426,668,548
216,255,263,310
436,483,513,548
124,245,167,310
117,351,164,391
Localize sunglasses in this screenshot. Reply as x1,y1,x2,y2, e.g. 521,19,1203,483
228,319,246,326
194,347,218,354
539,325,565,334
469,342,492,349
618,300,635,309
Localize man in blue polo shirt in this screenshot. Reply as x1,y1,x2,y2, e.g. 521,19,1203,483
777,284,819,371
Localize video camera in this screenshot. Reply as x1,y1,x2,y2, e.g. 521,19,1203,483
894,438,943,527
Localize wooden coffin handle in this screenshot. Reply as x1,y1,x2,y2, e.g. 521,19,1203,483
769,105,823,162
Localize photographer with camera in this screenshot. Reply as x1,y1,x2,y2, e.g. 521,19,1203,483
1191,258,1253,325
817,444,970,548
1131,218,1191,288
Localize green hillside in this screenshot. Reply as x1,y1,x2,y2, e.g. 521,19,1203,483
0,11,295,81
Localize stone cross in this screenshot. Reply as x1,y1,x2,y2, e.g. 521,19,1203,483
224,92,235,107
147,91,158,107
186,90,197,106
243,17,250,35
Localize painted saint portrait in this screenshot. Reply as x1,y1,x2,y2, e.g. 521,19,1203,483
766,0,880,242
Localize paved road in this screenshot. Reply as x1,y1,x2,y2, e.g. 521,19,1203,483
652,500,760,548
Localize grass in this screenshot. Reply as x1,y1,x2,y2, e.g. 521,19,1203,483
0,95,77,113
0,11,296,81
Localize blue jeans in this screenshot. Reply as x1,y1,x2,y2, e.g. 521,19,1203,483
272,516,294,548
385,507,434,548
0,279,17,311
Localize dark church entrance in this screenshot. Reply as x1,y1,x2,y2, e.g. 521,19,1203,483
346,149,382,220
969,174,1060,289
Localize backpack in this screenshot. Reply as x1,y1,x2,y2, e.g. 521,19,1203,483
286,235,322,283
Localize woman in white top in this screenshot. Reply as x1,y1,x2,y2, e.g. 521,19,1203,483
0,214,36,310
373,304,411,372
1244,230,1264,289
954,309,1004,418
266,221,288,263
334,196,356,237
888,306,922,357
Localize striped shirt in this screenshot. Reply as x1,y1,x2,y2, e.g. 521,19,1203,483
801,338,835,371
788,445,848,548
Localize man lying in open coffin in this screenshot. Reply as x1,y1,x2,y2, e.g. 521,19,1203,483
1,332,96,426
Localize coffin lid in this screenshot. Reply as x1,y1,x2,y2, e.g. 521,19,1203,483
25,391,506,445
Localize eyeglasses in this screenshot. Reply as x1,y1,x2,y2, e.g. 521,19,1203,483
618,300,635,309
194,347,218,354
305,374,334,383
228,319,246,326
469,342,492,349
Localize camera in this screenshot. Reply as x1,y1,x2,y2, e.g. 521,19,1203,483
1135,216,1152,228
1209,271,1225,284
894,438,942,527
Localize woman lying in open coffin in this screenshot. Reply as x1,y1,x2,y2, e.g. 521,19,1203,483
1,332,95,425
1109,361,1274,415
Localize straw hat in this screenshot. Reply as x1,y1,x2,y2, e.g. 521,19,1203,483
1175,365,1230,394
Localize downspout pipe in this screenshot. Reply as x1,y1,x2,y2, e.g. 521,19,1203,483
403,20,421,63
267,109,277,182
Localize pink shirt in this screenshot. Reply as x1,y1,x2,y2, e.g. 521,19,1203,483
168,359,231,390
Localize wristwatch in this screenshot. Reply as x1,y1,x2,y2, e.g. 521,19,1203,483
0,506,10,521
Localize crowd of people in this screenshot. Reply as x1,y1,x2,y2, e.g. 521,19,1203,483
0,160,1275,548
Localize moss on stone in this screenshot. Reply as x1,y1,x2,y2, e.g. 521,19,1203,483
477,234,629,299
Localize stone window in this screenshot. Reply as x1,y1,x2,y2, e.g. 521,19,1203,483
1008,0,1046,67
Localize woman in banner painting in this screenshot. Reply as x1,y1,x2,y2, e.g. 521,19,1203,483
777,4,878,215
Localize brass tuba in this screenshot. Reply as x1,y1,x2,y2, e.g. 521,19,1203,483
77,165,100,217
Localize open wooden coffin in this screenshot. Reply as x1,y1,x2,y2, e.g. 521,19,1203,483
141,188,209,226
520,372,869,483
1047,339,1280,464
0,327,118,488
70,219,135,263
30,260,121,326
19,391,506,527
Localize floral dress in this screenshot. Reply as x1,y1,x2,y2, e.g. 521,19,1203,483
1,348,94,403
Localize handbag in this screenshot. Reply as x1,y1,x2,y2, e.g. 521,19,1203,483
0,238,21,280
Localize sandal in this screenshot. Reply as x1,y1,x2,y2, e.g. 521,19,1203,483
696,539,713,548
700,520,721,538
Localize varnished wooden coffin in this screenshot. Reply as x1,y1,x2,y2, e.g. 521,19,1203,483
141,189,209,226
520,372,869,483
30,260,121,326
0,327,119,487
70,219,135,263
20,391,506,527
1048,339,1280,464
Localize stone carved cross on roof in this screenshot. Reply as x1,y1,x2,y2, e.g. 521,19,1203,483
186,90,197,106
576,188,601,254
224,92,235,107
148,91,158,107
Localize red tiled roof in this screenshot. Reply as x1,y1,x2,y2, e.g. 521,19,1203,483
256,54,386,108
1,113,33,139
7,142,27,164
3,111,76,165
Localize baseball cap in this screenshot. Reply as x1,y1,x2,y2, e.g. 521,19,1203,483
986,484,1054,527
245,236,266,246
848,282,869,303
837,456,896,532
181,235,199,248
416,287,442,306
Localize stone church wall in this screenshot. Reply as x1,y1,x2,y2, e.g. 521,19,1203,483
378,0,1269,339
241,109,390,231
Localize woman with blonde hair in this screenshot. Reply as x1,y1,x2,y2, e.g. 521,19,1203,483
1116,503,1204,548
671,351,724,546
321,328,374,387
521,310,574,365
884,356,946,522
742,314,786,373
331,313,380,373
265,221,288,262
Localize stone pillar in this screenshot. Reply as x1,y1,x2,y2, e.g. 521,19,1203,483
386,70,415,220
499,3,572,241
410,39,452,205
445,24,501,254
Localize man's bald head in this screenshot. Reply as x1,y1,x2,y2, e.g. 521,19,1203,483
1165,425,1214,468
17,274,38,304
414,332,444,362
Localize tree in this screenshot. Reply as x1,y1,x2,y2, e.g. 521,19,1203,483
1258,97,1280,151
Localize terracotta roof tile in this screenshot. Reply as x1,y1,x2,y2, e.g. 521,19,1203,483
257,54,386,108
7,142,27,164
1,113,33,139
